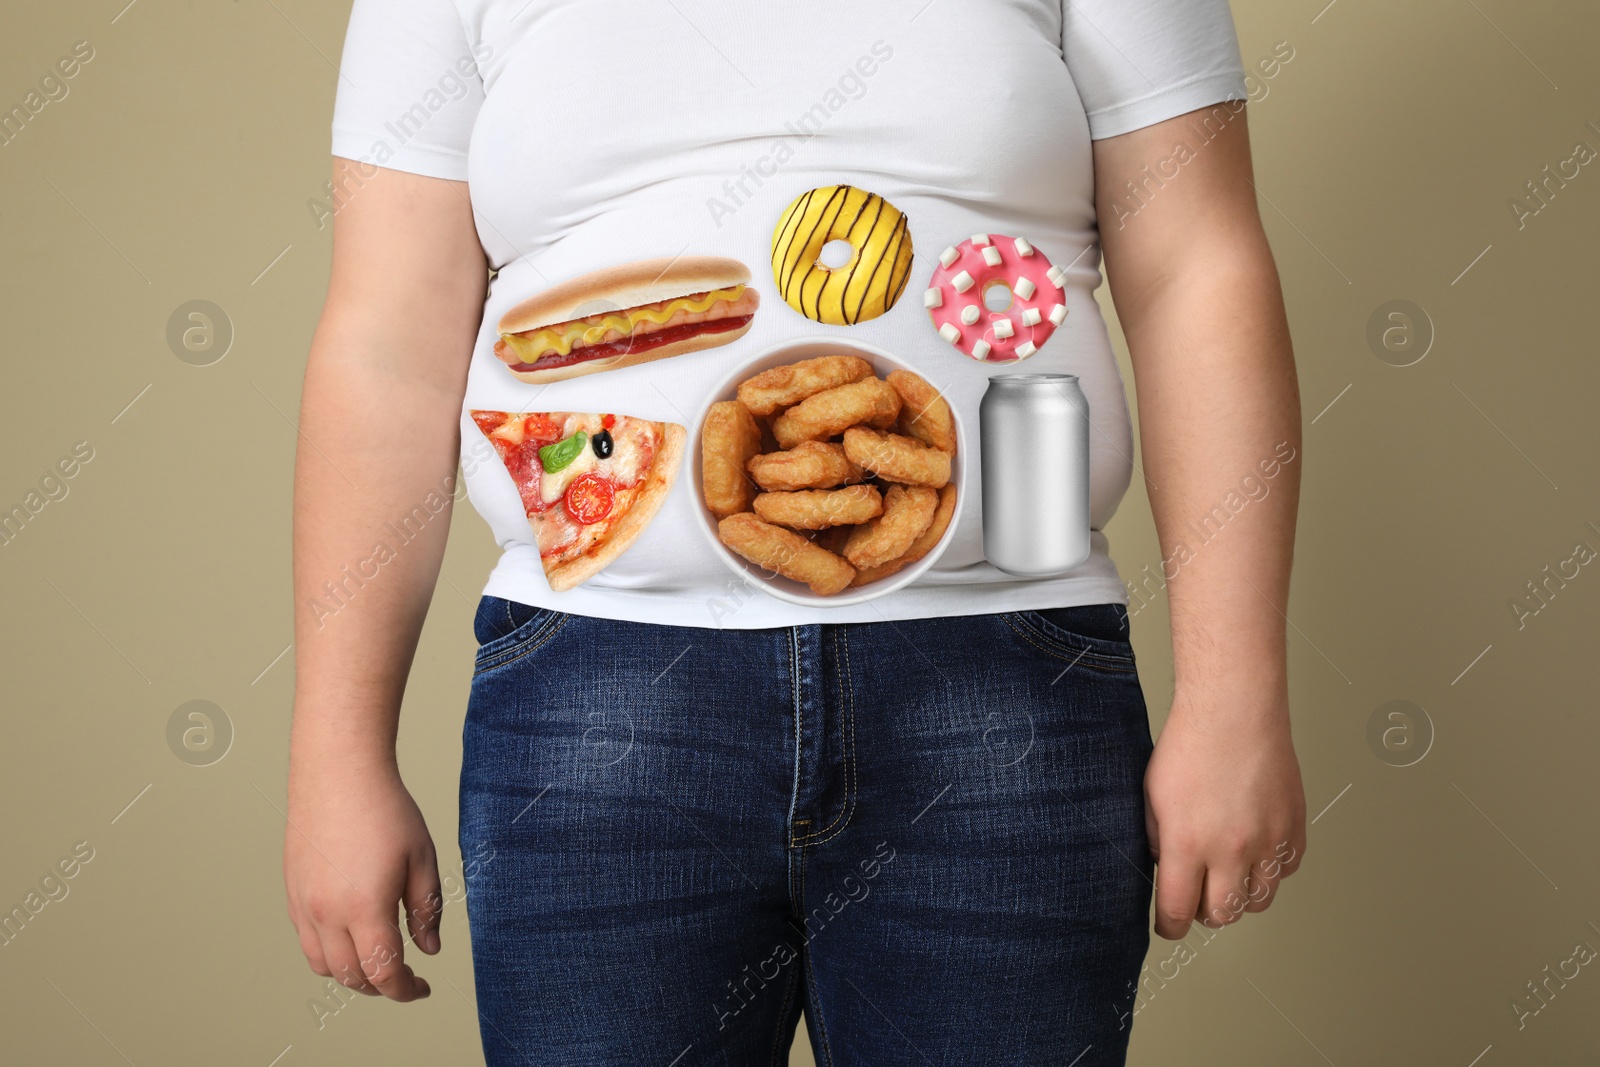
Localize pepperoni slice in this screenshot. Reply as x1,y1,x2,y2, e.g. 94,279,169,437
563,472,615,525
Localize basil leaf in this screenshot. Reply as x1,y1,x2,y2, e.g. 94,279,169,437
539,431,587,474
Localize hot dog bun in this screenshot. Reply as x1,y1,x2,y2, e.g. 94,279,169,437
495,256,759,385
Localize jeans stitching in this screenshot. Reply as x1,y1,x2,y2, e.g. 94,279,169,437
797,849,837,1067
1002,614,1138,673
474,609,552,669
1015,609,1137,666
475,614,562,673
473,600,559,663
766,951,803,1067
786,843,802,919
794,626,857,846
790,629,850,844
788,628,805,850
473,614,571,676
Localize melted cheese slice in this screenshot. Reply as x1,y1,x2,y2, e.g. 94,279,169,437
502,286,745,360
539,445,597,506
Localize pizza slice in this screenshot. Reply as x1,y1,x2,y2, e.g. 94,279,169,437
471,410,685,592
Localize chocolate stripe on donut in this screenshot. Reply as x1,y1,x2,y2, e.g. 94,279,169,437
844,191,886,324
885,213,913,315
852,202,901,325
776,186,828,294
806,186,854,322
771,184,913,326
773,186,817,293
890,213,913,307
815,186,866,321
888,228,913,309
789,186,847,317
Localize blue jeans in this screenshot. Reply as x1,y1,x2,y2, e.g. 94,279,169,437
460,597,1154,1067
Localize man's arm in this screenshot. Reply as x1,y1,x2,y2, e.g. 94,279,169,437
285,160,487,1000
1093,106,1306,940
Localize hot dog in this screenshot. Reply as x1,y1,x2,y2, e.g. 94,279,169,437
493,256,760,384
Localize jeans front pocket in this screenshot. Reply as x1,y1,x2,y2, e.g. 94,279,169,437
472,596,568,676
999,605,1138,673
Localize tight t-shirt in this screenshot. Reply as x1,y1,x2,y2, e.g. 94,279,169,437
331,0,1247,629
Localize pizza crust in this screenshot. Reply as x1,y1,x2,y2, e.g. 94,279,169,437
543,423,686,592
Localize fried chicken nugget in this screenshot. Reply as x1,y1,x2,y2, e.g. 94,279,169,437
888,369,957,455
810,525,853,555
737,355,873,417
851,483,957,585
746,441,866,491
843,485,938,570
753,485,883,530
719,513,856,595
841,427,952,488
700,400,763,519
772,377,901,450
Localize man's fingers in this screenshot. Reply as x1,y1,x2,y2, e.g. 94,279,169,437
321,928,380,997
1199,863,1255,928
295,917,332,977
1153,852,1204,940
1240,861,1283,913
1202,845,1297,924
1242,868,1280,913
403,851,444,955
1277,838,1306,879
1144,803,1161,861
352,921,430,1003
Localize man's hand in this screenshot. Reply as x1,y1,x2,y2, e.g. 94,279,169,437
1144,693,1305,939
1093,104,1305,939
283,757,442,1001
284,162,484,999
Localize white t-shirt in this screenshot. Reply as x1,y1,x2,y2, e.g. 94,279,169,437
331,0,1247,629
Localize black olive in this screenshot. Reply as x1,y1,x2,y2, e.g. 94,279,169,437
591,429,614,458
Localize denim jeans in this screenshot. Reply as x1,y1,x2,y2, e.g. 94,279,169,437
460,597,1154,1067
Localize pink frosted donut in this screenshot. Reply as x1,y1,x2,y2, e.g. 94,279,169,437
923,234,1068,362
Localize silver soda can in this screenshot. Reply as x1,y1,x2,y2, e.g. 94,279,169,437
980,373,1091,577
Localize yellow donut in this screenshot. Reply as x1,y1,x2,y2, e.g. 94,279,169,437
771,185,914,325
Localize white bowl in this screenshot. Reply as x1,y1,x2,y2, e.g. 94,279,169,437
691,336,967,607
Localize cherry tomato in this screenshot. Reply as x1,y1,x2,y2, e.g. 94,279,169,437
563,472,615,525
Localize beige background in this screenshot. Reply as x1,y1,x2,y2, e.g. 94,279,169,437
2,1,1597,1064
